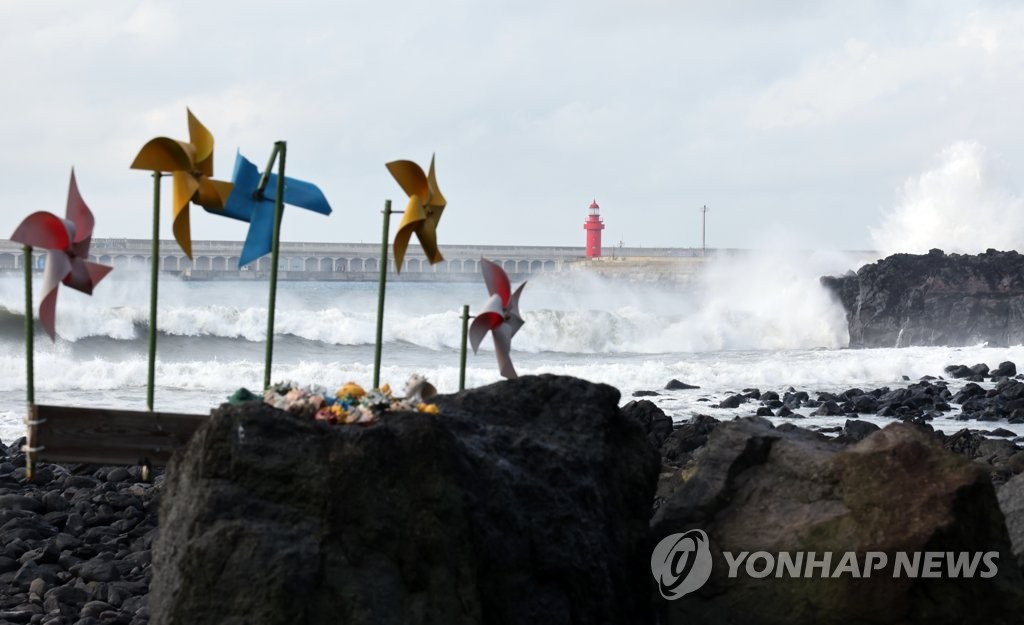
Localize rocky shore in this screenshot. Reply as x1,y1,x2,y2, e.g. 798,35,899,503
821,248,1024,348
642,359,1024,432
2,372,1024,623
0,444,158,625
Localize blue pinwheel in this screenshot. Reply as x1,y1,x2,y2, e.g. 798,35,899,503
220,152,332,267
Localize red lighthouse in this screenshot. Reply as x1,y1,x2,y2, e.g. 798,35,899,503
583,199,605,258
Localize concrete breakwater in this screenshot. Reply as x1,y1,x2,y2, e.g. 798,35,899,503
0,238,709,282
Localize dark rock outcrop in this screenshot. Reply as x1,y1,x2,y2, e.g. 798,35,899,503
997,472,1024,568
658,415,720,471
834,418,880,444
821,249,1024,347
151,375,660,625
717,394,746,409
622,399,674,448
651,418,1024,625
664,379,700,391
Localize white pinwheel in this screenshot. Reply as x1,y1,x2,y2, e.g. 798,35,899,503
469,259,526,379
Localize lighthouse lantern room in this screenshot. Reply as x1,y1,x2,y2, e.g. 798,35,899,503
583,199,605,258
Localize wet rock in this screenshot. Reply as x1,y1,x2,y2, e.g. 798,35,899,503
850,394,879,413
621,400,674,449
994,361,1018,378
813,400,843,416
76,557,120,584
42,585,87,615
0,496,43,513
834,418,881,444
970,363,992,378
664,379,700,390
660,415,719,468
717,394,746,409
652,419,1024,624
152,375,660,625
631,390,660,397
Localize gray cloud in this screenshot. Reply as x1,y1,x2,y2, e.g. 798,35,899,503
2,0,1023,253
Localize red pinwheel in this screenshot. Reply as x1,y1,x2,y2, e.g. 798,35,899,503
10,171,112,340
469,259,526,379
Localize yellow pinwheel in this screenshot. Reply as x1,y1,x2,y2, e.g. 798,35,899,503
130,109,233,258
385,154,446,271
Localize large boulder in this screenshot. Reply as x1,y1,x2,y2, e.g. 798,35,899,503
997,473,1024,569
820,248,1024,347
651,418,1024,625
151,375,660,625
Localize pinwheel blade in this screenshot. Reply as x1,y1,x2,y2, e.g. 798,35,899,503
38,250,72,340
276,175,332,215
10,212,72,250
469,294,506,352
506,282,527,337
415,216,443,264
171,172,200,258
64,260,112,295
222,152,333,267
469,313,504,354
491,323,518,379
65,170,94,244
392,197,427,270
385,160,429,201
426,155,446,208
220,152,261,222
187,108,216,176
238,203,276,268
195,177,233,210
480,258,512,303
130,137,197,173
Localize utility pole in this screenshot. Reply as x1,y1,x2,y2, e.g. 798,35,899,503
701,205,709,257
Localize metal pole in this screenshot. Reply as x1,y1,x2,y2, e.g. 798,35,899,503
701,205,708,257
372,199,392,389
263,141,286,390
146,172,161,411
23,245,33,407
459,304,469,391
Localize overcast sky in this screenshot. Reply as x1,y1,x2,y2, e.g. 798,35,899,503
3,0,1023,253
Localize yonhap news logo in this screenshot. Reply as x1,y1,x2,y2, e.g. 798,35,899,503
651,530,1001,600
650,529,713,600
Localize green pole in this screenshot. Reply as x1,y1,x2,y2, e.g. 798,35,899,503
459,304,469,391
23,245,35,480
23,245,33,406
372,199,392,389
146,172,161,411
256,144,279,197
263,141,286,390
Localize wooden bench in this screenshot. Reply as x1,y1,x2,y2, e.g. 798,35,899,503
23,404,209,477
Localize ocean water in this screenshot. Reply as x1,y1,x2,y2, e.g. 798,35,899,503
3,248,1024,446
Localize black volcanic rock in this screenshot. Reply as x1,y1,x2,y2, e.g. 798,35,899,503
151,375,660,625
994,361,1018,378
622,399,674,449
652,419,1024,624
664,379,700,391
821,249,1024,347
